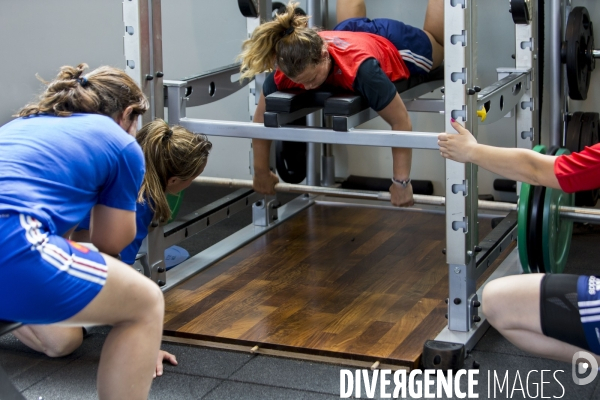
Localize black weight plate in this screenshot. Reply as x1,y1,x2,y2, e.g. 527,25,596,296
238,0,258,18
566,7,593,100
275,140,307,184
528,185,547,273
272,1,287,16
566,112,583,154
272,2,306,17
589,113,600,145
511,0,531,24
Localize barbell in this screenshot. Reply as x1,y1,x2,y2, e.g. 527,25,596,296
194,165,600,274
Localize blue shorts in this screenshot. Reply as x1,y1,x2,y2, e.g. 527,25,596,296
577,276,600,354
334,17,434,75
0,212,107,324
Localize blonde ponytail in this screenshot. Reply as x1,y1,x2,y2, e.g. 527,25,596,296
136,119,212,223
17,63,148,120
239,1,322,80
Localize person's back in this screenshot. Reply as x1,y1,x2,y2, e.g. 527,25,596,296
0,113,143,235
0,63,168,400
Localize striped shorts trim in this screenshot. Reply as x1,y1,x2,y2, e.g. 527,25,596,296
0,212,107,324
20,214,108,286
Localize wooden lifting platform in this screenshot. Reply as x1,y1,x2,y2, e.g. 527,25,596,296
162,202,513,369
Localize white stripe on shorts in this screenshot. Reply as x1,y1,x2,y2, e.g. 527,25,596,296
399,50,433,72
579,299,600,308
19,214,107,285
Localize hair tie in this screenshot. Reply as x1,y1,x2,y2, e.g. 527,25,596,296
77,77,88,87
282,26,294,38
163,128,173,142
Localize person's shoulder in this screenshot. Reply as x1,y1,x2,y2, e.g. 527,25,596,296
73,113,121,130
76,113,136,144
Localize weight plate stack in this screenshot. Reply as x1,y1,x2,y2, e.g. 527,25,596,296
518,144,546,273
542,148,575,273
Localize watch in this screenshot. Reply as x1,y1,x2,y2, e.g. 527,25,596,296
391,177,411,188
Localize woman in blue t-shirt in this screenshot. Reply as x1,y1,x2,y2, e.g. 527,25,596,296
14,118,212,378
0,63,162,399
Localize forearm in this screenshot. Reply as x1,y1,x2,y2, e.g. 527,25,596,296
469,144,560,189
392,147,412,180
386,95,413,180
252,138,272,174
391,106,413,180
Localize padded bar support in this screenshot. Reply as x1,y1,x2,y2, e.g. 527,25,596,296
264,107,322,127
264,67,444,120
332,108,379,131
265,90,333,113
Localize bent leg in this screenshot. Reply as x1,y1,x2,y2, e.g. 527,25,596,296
423,0,444,69
57,256,164,400
13,325,83,358
336,0,366,24
424,0,444,47
483,274,600,364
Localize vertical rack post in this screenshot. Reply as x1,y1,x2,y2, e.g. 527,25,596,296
548,0,566,146
123,0,164,124
123,0,166,286
444,0,479,332
306,0,323,186
514,0,538,194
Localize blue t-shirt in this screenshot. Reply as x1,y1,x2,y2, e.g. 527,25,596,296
0,114,145,235
77,200,154,265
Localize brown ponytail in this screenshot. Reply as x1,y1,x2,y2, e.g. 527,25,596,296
16,63,148,120
136,119,212,223
239,1,323,80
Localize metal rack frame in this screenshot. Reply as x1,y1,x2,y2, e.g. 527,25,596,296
123,0,539,358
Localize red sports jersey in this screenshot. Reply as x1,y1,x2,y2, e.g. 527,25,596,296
274,30,409,91
554,143,600,192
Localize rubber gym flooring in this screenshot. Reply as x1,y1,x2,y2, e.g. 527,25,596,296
1,181,600,399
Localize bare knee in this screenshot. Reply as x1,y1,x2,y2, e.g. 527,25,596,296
482,280,509,329
124,278,165,326
336,0,366,23
43,332,83,358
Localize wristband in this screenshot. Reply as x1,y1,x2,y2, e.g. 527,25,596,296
391,177,411,188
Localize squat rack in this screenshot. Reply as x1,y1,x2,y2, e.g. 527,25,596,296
122,0,538,361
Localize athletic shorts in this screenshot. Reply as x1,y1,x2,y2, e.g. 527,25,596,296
334,17,434,75
0,212,107,324
541,274,600,355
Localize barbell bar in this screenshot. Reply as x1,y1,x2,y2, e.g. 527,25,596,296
193,176,600,225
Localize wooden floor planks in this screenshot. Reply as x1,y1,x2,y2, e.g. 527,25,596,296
163,204,512,368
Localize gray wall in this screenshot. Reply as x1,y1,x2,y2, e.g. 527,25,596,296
1,1,598,193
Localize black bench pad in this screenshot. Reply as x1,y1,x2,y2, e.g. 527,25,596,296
264,66,444,116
